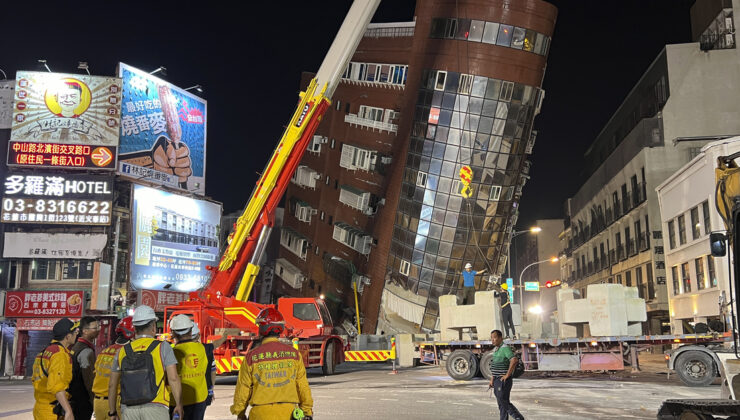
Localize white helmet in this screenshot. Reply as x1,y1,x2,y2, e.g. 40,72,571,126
465,263,473,269
170,314,194,334
191,324,200,339
131,305,158,326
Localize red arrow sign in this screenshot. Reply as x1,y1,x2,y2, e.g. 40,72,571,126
91,147,113,167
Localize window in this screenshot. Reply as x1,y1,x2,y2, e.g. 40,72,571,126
690,206,701,240
496,24,514,47
320,211,325,221
308,135,326,153
511,27,526,49
444,19,458,39
325,175,330,185
625,270,632,287
677,215,687,245
60,262,89,280
636,266,644,298
668,220,676,249
616,274,622,285
458,74,473,94
681,262,691,293
295,202,316,223
490,185,501,201
646,263,655,300
293,303,320,321
416,171,428,187
358,105,384,122
695,257,705,290
428,107,440,124
469,20,485,42
707,255,717,287
435,71,447,91
31,260,58,281
400,259,411,276
702,200,711,234
335,100,341,111
331,138,336,149
482,22,499,44
499,81,514,102
671,265,680,295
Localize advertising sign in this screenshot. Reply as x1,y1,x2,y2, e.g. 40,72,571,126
1,173,113,225
118,63,207,195
0,80,13,129
9,71,121,169
4,290,84,318
16,318,81,331
138,289,190,312
131,185,220,292
524,281,540,292
3,233,108,259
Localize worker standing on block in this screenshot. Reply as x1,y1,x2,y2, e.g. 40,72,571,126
495,283,516,338
462,263,486,305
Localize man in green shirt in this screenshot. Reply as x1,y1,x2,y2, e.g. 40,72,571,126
488,330,524,420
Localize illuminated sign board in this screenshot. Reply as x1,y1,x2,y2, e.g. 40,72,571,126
130,185,221,292
4,290,84,318
118,63,207,195
9,71,121,169
524,281,540,292
8,142,115,169
1,173,113,225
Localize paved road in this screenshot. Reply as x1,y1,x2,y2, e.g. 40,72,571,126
0,358,718,419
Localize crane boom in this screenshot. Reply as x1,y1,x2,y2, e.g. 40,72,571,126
199,0,381,304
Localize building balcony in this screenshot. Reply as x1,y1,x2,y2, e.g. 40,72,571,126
587,262,594,275
600,254,609,271
344,113,398,133
610,250,617,267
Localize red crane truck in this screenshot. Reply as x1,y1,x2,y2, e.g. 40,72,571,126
163,0,382,375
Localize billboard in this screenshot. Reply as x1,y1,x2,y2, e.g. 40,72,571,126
138,289,190,312
3,233,108,259
131,185,220,292
118,63,207,195
1,173,113,225
8,71,121,169
4,290,84,318
0,80,13,129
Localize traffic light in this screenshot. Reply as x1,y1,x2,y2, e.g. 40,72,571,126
545,280,562,288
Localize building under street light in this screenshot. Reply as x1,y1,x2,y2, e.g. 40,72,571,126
516,219,562,315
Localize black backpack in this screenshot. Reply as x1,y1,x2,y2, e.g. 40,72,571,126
120,341,162,406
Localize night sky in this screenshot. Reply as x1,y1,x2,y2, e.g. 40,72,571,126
0,0,696,227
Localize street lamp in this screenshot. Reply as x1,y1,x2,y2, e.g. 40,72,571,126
518,256,559,317
507,226,541,283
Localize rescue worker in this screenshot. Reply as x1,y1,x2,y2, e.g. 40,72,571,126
31,317,78,420
495,283,516,338
69,316,99,420
231,308,313,420
462,263,486,305
108,305,183,420
91,316,135,420
169,315,209,420
191,325,217,406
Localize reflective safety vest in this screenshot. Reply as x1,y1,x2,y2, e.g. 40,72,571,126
172,341,208,405
117,338,169,407
92,343,125,397
31,342,73,411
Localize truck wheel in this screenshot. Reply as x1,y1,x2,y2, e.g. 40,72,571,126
322,342,335,375
446,350,478,381
675,350,716,387
479,351,494,381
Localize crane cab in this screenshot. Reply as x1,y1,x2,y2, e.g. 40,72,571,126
278,297,334,338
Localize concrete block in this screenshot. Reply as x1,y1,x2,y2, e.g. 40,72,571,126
557,284,647,337
439,291,502,341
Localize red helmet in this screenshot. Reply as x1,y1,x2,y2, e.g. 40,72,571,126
116,316,135,340
256,308,285,337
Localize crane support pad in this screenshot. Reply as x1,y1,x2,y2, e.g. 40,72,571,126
657,399,740,419
344,350,393,362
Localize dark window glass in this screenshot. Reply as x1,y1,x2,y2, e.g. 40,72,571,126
702,200,711,235
690,206,700,240
496,25,513,47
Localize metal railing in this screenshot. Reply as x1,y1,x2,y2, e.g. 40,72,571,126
638,232,650,252
617,245,626,261
627,239,637,257
344,114,398,133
